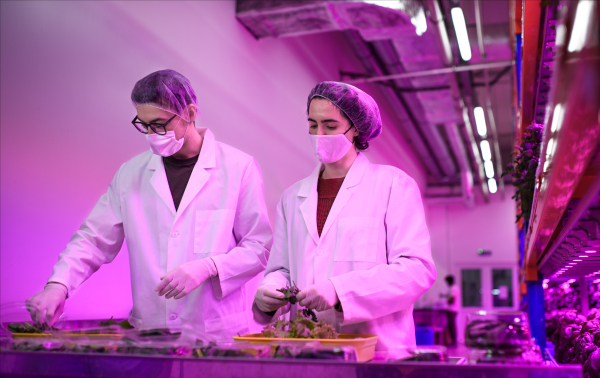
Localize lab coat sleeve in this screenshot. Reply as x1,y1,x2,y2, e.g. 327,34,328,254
329,173,436,325
251,196,292,324
47,165,126,296
210,159,273,299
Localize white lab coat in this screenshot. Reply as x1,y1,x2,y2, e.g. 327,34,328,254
49,128,273,340
254,153,436,355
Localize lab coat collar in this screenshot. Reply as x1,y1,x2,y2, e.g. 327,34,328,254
147,127,216,171
148,127,216,217
298,153,370,244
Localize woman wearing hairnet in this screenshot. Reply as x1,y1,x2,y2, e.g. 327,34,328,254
26,70,273,340
253,81,436,358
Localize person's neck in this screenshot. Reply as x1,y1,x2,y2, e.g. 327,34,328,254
321,148,358,179
172,123,203,159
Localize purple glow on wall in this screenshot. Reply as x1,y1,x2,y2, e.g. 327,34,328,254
1,1,427,324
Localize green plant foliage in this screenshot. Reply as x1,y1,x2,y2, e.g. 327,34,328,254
98,316,134,329
276,284,318,322
261,311,338,339
7,322,56,334
503,123,543,223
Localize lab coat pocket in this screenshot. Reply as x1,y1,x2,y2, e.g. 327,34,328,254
204,311,249,341
334,217,379,262
194,209,235,255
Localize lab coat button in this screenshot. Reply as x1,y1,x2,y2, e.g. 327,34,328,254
169,314,178,320
317,250,324,256
171,232,179,238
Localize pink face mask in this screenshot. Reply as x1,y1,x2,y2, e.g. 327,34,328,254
309,133,353,164
145,118,187,157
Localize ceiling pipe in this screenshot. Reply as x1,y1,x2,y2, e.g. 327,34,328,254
343,30,444,178
425,0,489,201
370,40,457,178
474,0,505,198
345,60,514,84
446,123,475,207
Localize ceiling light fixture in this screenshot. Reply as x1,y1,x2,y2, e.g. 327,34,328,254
547,138,555,157
550,104,564,133
474,107,487,136
480,140,492,161
488,178,497,194
568,0,595,52
364,1,402,10
484,161,495,179
451,7,472,61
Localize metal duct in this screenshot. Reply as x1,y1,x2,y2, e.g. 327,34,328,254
236,0,486,200
370,40,457,177
446,123,475,206
343,30,444,177
424,0,489,200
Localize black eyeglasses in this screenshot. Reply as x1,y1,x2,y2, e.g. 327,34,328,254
132,114,178,135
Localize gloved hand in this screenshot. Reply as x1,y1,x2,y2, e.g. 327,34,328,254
26,283,67,326
254,285,288,313
297,280,339,312
155,258,217,300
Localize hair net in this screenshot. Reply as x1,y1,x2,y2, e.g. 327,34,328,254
131,69,198,122
307,81,382,142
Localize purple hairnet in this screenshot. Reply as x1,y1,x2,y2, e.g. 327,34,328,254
131,69,198,122
307,81,382,141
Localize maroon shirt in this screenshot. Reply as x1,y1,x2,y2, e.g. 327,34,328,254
316,176,345,236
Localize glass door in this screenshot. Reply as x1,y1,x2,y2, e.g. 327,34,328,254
491,269,514,308
461,269,482,308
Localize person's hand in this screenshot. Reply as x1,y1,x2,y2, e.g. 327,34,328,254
297,280,339,312
26,283,67,326
254,285,288,313
155,259,214,300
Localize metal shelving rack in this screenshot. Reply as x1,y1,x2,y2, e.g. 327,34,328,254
515,0,600,350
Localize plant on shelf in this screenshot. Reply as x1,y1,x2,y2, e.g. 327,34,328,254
503,123,544,224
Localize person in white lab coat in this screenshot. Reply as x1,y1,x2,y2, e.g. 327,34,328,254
253,81,436,358
441,274,460,345
26,70,273,340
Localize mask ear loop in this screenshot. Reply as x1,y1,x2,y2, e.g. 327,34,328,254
172,116,189,141
180,118,190,141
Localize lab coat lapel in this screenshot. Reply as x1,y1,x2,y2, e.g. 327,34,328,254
149,155,177,215
298,165,321,245
175,128,216,221
320,153,369,238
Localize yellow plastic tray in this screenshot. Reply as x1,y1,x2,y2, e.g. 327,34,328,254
11,332,124,339
233,333,379,362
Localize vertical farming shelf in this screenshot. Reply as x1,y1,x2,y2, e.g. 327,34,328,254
515,0,600,351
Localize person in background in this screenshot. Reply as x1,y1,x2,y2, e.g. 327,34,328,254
252,81,436,359
442,274,460,345
26,69,273,340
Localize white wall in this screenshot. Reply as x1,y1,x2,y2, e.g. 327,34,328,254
0,1,426,328
421,188,519,302
420,188,520,341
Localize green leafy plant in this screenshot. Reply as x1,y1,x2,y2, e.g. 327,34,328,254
503,123,543,223
98,316,134,329
277,285,300,304
261,311,338,339
276,284,318,322
7,322,57,334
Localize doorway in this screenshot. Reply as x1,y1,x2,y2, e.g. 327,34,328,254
455,263,519,343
